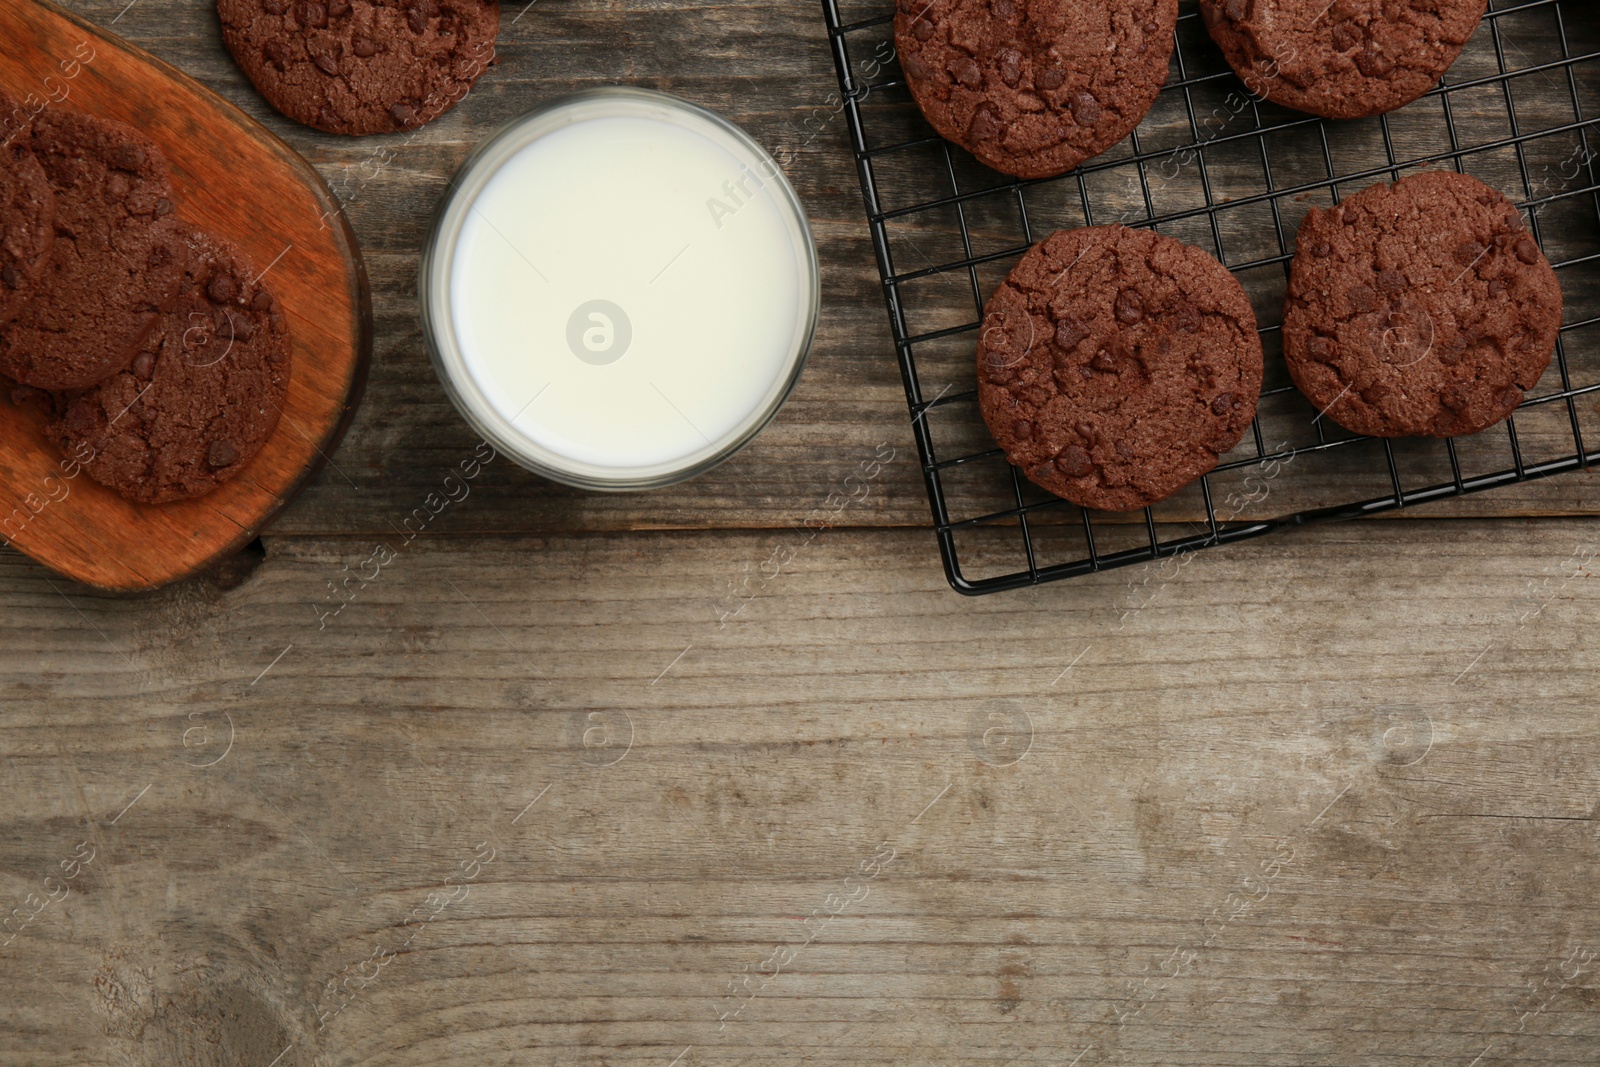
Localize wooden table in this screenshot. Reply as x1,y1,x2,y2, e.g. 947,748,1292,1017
4,2,1600,1065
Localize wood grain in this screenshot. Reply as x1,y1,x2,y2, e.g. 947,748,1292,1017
2,3,1600,1067
0,0,371,591
2,522,1600,1065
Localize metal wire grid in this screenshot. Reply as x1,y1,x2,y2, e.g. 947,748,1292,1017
824,0,1600,595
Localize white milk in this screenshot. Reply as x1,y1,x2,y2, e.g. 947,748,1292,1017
422,89,819,489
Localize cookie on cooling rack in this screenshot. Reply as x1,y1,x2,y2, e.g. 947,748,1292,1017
1199,0,1487,120
977,225,1264,512
1284,170,1562,439
894,0,1179,179
217,0,500,136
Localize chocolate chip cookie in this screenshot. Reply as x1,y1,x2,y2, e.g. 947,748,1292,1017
1200,0,1487,120
1284,170,1561,438
50,229,292,504
218,0,500,136
0,106,187,391
0,94,56,329
977,225,1264,511
895,0,1178,179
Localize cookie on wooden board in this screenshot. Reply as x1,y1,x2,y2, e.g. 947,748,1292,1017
0,106,188,391
0,92,56,330
1199,0,1487,120
895,0,1179,179
49,228,292,504
217,0,500,136
1284,170,1562,439
977,225,1264,511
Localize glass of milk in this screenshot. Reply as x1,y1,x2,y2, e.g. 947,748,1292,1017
420,88,821,490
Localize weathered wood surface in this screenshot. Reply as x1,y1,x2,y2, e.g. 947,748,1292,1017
6,2,1600,1066
5,521,1600,1065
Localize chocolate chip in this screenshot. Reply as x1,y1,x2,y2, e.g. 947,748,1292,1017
1331,22,1359,51
1055,319,1089,349
1114,289,1143,324
968,104,1001,142
312,49,341,76
352,35,379,57
912,19,935,41
1074,421,1096,443
1115,441,1135,461
1378,270,1407,294
389,102,419,128
1210,393,1237,416
1056,445,1095,479
1071,91,1102,126
1011,419,1034,439
155,198,173,218
1173,305,1201,333
406,4,430,34
1311,242,1332,258
263,0,287,13
208,272,239,303
1355,43,1394,77
1090,348,1119,373
1036,67,1065,91
948,55,983,89
299,1,327,29
131,350,154,378
0,266,17,289
327,0,350,15
1455,240,1485,266
1307,336,1335,362
1515,236,1541,265
231,313,255,343
251,290,275,313
263,39,289,70
998,48,1023,88
208,440,240,469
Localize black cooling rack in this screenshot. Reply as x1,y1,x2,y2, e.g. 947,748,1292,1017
823,0,1600,594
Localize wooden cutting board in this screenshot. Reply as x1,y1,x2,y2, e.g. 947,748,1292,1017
0,0,371,592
